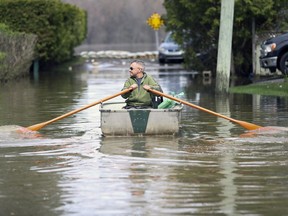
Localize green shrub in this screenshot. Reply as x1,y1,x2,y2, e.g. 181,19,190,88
0,0,87,63
0,24,37,81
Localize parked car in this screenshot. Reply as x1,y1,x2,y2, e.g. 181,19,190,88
158,32,184,64
259,32,288,75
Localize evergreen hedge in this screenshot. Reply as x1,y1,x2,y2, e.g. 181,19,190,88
0,23,37,81
0,0,87,63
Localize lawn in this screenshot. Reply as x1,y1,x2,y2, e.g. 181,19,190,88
229,79,288,97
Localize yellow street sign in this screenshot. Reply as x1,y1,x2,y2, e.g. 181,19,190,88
146,13,163,31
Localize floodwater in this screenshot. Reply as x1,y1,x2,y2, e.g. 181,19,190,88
0,59,288,216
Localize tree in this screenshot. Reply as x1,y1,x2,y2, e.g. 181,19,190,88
163,0,288,76
0,0,86,64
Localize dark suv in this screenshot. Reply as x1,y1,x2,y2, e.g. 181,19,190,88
259,32,288,75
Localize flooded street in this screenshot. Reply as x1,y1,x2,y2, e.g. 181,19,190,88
0,59,288,215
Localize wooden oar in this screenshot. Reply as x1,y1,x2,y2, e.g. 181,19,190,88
148,89,263,130
25,88,132,131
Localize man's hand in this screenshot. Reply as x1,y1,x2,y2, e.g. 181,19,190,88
143,85,151,90
129,84,138,90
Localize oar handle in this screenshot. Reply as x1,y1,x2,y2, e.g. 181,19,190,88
26,88,132,131
148,89,262,130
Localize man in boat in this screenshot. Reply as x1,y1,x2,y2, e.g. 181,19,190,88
121,60,163,109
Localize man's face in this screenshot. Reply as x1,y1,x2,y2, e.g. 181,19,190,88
129,63,142,78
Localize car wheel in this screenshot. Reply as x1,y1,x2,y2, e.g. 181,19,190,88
279,52,288,75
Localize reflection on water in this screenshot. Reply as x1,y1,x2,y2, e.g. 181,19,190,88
0,59,288,215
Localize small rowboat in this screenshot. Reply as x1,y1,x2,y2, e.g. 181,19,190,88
99,102,183,136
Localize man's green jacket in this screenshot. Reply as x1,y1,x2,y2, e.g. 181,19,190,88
121,72,162,107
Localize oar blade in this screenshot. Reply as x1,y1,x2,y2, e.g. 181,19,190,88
26,123,46,131
237,120,263,130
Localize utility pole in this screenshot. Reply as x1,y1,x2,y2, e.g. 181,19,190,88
252,17,256,75
216,0,235,94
